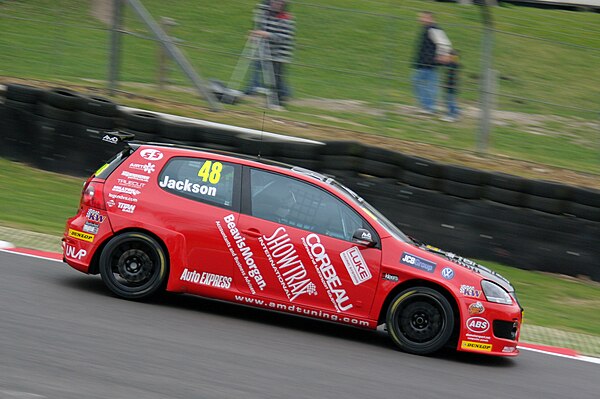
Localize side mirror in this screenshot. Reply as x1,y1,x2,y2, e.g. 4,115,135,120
352,228,376,247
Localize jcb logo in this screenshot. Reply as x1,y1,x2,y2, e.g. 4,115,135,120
401,254,416,265
65,244,87,260
466,317,490,334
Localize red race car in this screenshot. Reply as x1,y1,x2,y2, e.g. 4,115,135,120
63,137,522,356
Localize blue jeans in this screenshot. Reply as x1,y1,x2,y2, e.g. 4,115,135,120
446,91,459,118
412,67,438,112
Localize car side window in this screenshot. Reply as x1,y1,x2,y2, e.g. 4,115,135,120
158,157,237,209
250,169,372,242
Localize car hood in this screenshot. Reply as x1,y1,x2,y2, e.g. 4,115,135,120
415,242,515,293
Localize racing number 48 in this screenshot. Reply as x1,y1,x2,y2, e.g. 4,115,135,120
198,161,222,184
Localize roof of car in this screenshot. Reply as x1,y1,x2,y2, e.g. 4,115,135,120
129,141,333,184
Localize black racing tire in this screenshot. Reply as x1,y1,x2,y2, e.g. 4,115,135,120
43,88,83,110
159,120,203,142
321,141,365,156
6,84,43,103
122,111,162,134
488,172,528,191
77,111,117,129
571,187,600,207
386,287,455,355
523,194,565,215
402,170,441,191
39,103,78,122
565,202,600,222
276,141,322,159
403,156,442,178
99,232,169,300
483,186,523,207
363,146,406,166
441,180,483,200
442,165,488,185
4,99,38,113
81,95,119,117
358,159,398,179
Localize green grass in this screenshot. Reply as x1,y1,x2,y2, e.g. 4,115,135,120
479,261,600,336
0,158,599,337
0,158,83,235
1,1,600,174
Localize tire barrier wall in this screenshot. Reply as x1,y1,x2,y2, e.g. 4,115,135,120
1,84,599,280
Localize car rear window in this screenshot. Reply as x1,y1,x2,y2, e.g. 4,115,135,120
158,157,238,209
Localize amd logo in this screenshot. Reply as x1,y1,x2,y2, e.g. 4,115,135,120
102,134,119,144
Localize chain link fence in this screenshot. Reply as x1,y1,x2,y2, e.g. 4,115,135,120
1,0,599,174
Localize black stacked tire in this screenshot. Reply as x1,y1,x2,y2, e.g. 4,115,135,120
401,155,443,191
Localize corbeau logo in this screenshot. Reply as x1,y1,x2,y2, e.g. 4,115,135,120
461,341,492,352
65,244,87,260
140,148,163,161
340,246,372,285
68,229,94,242
129,162,156,174
304,233,352,312
102,134,118,144
466,317,490,334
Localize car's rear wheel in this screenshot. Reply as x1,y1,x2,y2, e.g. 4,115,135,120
386,287,454,355
99,232,168,299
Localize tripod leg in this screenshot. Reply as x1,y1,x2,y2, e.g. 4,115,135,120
260,40,279,108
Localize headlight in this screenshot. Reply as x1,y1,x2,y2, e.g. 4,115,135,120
481,280,513,305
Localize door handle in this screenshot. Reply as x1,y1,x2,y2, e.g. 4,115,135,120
241,228,262,238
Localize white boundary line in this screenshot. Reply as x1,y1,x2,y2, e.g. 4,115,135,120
518,346,600,365
0,248,63,263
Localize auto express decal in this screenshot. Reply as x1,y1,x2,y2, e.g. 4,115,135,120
259,227,317,302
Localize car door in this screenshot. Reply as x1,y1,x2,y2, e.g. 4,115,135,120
235,167,382,319
155,156,241,294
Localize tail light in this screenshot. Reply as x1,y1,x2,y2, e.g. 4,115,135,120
81,179,106,210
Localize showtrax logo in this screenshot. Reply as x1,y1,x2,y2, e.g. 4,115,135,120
121,170,150,183
260,227,317,302
340,247,372,285
129,162,156,174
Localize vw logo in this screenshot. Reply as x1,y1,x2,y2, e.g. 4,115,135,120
441,267,454,280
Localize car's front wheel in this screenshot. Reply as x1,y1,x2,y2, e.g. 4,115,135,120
386,287,454,355
99,232,168,300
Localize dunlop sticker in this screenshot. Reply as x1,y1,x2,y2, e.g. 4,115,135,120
461,340,492,352
68,229,94,243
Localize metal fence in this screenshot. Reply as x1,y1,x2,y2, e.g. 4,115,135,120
1,0,599,175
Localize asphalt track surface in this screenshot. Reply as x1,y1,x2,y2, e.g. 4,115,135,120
1,252,598,399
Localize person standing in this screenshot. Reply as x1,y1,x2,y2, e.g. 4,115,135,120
441,49,460,122
412,12,452,115
251,0,295,110
244,0,270,96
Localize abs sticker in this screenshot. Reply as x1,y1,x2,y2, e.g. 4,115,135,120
400,252,436,273
68,229,94,242
466,317,490,334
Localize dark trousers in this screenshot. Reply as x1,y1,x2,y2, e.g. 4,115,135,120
272,61,287,106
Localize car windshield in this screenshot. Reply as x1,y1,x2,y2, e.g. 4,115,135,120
291,167,412,243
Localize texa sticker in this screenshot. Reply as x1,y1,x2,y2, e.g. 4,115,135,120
400,252,436,273
441,267,454,280
140,148,163,161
